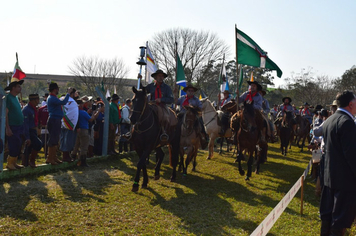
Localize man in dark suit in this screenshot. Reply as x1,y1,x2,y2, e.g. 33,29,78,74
320,90,356,236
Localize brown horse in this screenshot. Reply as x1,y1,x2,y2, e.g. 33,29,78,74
178,105,200,176
231,100,266,180
129,85,180,192
295,115,311,152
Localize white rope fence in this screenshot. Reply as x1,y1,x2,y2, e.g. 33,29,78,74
250,160,312,236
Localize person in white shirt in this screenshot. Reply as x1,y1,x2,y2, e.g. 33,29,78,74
119,99,132,153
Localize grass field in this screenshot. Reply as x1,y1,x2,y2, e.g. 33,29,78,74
0,142,355,235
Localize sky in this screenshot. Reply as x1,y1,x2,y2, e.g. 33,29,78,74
1,0,356,88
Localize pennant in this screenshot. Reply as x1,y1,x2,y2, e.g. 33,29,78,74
236,27,282,77
145,42,158,84
176,53,187,96
12,53,26,81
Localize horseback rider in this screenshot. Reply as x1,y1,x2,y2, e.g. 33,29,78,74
238,80,263,110
138,69,174,141
176,83,208,149
219,90,233,135
301,102,313,125
275,97,297,134
258,87,277,142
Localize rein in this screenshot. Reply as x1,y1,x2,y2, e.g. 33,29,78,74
133,101,155,134
181,112,195,137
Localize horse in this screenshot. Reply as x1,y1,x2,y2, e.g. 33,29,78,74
218,100,238,153
279,110,294,156
129,85,180,192
201,98,233,160
294,115,311,152
231,100,266,180
178,105,200,176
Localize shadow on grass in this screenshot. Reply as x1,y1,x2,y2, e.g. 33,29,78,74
0,177,54,221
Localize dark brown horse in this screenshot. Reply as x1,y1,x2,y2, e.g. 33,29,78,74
231,101,266,180
294,115,311,152
129,85,180,192
218,100,238,154
279,110,294,156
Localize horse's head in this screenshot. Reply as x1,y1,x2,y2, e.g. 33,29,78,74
200,98,216,113
183,105,199,130
130,85,147,125
221,100,237,113
241,100,257,132
282,110,293,127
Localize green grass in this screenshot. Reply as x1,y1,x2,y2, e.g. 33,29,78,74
0,142,355,235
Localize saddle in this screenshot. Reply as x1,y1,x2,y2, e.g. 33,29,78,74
149,103,178,127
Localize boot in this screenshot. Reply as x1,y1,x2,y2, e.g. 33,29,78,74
119,141,123,153
46,146,58,165
78,155,89,167
6,156,17,170
29,150,38,168
320,221,331,236
52,146,62,164
21,153,29,167
62,151,73,163
14,156,24,169
88,145,94,158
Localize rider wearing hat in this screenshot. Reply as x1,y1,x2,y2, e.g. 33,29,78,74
176,83,208,149
142,69,174,141
238,80,263,110
220,90,232,107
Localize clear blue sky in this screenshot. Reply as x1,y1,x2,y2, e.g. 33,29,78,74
1,0,355,87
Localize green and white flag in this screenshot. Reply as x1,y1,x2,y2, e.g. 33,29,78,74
236,27,282,78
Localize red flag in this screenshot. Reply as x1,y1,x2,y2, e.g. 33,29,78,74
12,53,26,80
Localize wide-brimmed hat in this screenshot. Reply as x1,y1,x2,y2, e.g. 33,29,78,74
183,84,199,92
247,80,261,87
313,104,323,113
282,97,292,103
151,69,167,78
48,83,59,91
304,102,310,106
80,95,93,102
326,100,338,107
319,109,328,117
111,94,121,101
4,78,24,91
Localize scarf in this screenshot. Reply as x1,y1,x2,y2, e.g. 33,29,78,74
155,83,162,100
303,109,310,115
245,92,257,102
29,103,38,126
182,95,193,107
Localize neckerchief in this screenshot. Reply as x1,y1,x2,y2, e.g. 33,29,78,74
182,95,193,107
303,109,310,115
29,103,38,126
245,91,257,102
155,82,162,100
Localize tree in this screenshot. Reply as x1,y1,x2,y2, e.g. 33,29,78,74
334,65,356,92
149,28,230,94
68,56,128,96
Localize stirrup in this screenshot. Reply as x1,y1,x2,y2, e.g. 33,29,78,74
160,133,169,142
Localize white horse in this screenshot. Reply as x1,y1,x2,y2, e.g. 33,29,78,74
201,98,233,160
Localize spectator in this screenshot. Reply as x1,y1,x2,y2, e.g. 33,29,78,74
109,94,121,154
94,102,105,155
41,93,49,107
119,99,132,153
22,94,43,168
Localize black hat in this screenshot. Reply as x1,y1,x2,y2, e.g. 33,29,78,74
151,69,168,78
247,80,261,87
313,104,323,113
4,79,24,91
43,93,49,97
282,97,292,103
29,94,39,100
183,83,199,92
49,83,59,91
111,94,121,101
304,102,310,106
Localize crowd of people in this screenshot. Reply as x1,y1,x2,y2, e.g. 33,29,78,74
3,76,132,170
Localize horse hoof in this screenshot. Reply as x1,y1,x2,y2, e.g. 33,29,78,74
154,175,160,180
206,156,211,160
245,176,250,181
255,170,259,174
239,170,245,176
131,185,139,192
141,184,148,189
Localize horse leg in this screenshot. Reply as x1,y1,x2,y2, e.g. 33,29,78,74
169,136,180,182
236,158,245,176
142,166,149,189
300,136,306,152
154,148,164,180
245,152,254,181
219,138,223,154
192,148,197,172
207,133,216,160
132,150,149,192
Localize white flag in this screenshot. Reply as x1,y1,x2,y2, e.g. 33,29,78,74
145,42,158,84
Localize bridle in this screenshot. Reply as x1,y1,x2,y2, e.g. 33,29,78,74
131,98,155,134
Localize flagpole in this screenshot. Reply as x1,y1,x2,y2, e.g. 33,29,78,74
235,24,240,109
145,41,148,84
175,42,179,101
218,54,225,109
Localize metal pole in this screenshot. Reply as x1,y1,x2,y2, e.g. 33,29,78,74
0,86,6,172
300,175,304,215
96,86,110,156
